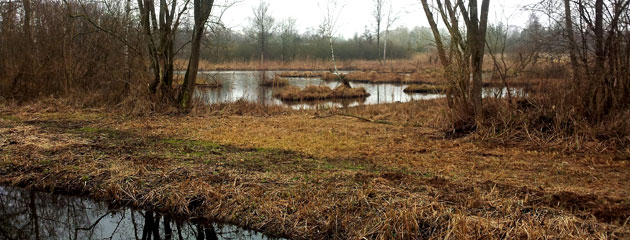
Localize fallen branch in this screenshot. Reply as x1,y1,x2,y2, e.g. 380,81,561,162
337,113,393,125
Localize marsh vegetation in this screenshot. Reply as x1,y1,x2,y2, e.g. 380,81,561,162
0,0,629,239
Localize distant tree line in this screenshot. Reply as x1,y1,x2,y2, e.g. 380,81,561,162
177,23,437,63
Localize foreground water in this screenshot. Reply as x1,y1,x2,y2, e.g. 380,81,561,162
0,186,281,240
192,71,442,109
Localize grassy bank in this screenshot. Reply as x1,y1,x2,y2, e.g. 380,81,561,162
0,101,629,239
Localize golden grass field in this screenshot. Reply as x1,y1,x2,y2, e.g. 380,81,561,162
1,100,628,239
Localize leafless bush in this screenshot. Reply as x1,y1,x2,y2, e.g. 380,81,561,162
0,0,148,107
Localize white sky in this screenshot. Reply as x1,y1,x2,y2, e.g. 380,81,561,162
218,0,541,38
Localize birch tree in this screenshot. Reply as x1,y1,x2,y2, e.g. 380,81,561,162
382,0,398,65
319,0,350,87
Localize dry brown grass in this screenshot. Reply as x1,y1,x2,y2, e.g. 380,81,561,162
1,101,629,239
276,71,327,78
259,76,289,87
174,58,432,72
403,84,446,94
318,71,438,84
273,85,370,101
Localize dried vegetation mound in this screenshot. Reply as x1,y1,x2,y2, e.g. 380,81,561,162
276,71,324,78
346,71,402,83
321,72,341,81
403,84,446,94
259,76,289,87
273,85,370,101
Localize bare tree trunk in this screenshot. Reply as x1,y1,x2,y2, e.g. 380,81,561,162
14,0,33,93
468,0,491,123
179,0,214,110
383,35,387,65
22,0,32,43
374,0,383,64
124,0,132,92
564,0,579,82
329,36,349,87
594,0,605,68
419,0,449,67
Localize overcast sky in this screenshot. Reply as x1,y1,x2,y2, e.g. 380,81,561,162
217,0,541,38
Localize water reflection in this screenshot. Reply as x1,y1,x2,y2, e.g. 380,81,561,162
191,71,524,109
0,186,279,240
193,71,440,109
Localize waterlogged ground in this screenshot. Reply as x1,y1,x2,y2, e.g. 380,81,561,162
0,186,278,240
0,101,628,239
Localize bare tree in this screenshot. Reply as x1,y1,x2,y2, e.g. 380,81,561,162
485,22,538,102
563,0,579,81
420,0,491,125
373,0,384,63
279,17,297,63
319,0,349,87
382,0,398,65
178,0,215,110
136,0,190,99
249,0,274,65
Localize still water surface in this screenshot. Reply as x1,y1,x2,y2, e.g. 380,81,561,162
0,186,282,240
192,71,442,109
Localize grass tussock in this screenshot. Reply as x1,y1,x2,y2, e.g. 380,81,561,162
403,84,446,94
273,85,370,101
259,76,289,87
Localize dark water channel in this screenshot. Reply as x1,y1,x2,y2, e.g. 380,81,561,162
0,186,281,240
192,71,442,109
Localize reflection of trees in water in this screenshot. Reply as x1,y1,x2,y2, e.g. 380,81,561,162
0,187,269,240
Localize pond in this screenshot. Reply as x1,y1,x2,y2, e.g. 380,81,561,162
192,71,443,109
0,186,282,240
